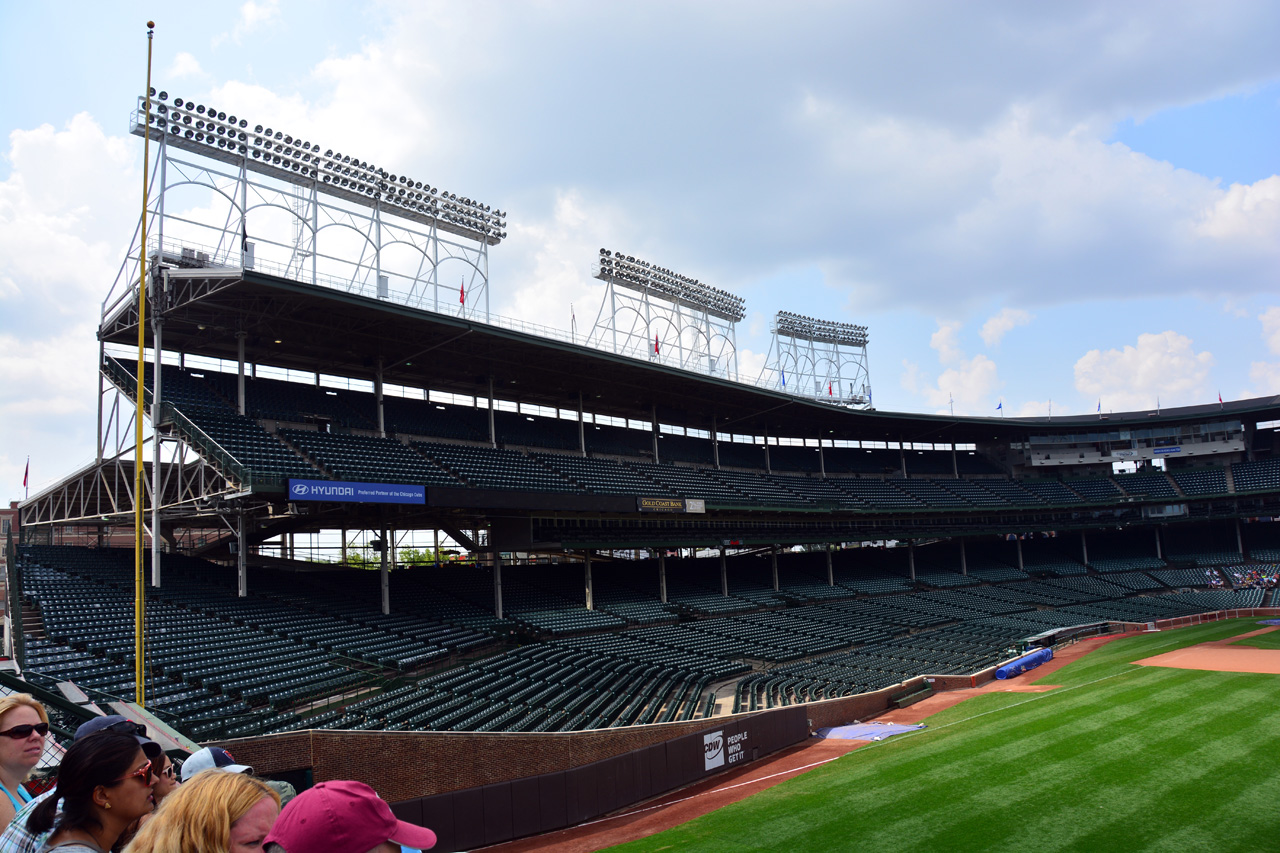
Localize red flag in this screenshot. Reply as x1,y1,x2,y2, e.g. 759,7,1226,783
459,280,465,305
828,382,833,396
23,457,29,489
654,334,660,355
1218,391,1223,404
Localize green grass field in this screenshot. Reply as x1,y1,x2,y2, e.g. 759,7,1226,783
1232,625,1280,649
609,619,1280,853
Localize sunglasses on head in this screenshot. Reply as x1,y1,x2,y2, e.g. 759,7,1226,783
111,759,154,786
103,720,147,738
0,723,49,739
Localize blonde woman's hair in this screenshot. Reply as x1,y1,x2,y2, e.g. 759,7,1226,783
0,694,48,727
123,770,280,853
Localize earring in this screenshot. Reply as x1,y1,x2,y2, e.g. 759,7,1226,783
104,802,112,810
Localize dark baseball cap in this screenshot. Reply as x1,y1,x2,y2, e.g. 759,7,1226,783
74,715,163,760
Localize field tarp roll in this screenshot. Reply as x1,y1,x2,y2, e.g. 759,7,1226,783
995,647,1054,680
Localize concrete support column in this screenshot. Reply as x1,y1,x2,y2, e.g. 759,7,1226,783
1016,536,1024,571
374,360,386,438
1155,527,1163,560
488,376,497,448
236,332,247,416
1236,519,1245,556
236,511,248,598
652,404,660,464
341,528,347,565
819,442,826,478
712,416,720,469
380,527,390,615
493,551,504,620
951,444,959,478
578,391,587,457
659,553,668,604
1081,530,1089,567
585,551,594,611
908,540,916,581
900,443,908,477
826,543,834,586
720,546,728,597
771,545,779,592
960,539,968,576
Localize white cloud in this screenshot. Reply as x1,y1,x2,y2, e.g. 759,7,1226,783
1196,176,1280,248
216,0,282,46
930,321,964,364
1248,361,1280,395
167,52,205,80
980,308,1033,347
1243,307,1280,396
1074,330,1214,411
902,321,1001,414
0,115,139,503
1260,306,1280,356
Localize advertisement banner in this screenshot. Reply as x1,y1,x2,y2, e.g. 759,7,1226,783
288,479,425,504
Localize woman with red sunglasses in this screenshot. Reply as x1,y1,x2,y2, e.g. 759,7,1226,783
0,694,49,830
26,732,156,853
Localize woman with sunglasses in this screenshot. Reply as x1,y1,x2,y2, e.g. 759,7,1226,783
123,770,279,853
0,694,50,830
27,732,156,853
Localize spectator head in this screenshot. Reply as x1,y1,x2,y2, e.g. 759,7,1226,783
28,731,155,836
0,693,49,778
264,780,436,853
181,746,253,782
151,752,181,806
122,767,280,853
74,714,162,761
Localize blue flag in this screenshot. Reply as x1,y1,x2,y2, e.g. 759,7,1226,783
781,369,786,387
996,401,1002,411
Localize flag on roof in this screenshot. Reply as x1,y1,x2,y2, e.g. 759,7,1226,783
654,334,660,355
996,401,1002,411
781,369,786,387
459,279,465,305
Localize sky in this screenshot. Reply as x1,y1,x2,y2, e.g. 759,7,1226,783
2,0,1279,504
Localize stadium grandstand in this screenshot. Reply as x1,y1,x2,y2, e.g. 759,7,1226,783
5,87,1280,850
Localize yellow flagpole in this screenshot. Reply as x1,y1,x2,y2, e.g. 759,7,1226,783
135,20,155,709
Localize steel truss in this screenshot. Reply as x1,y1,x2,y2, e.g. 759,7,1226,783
764,312,872,408
589,252,742,380
21,369,235,531
103,122,492,329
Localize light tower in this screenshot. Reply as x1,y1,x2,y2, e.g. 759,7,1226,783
589,249,745,380
766,311,872,407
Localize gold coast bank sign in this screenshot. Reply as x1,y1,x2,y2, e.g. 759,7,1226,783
703,728,749,771
637,497,706,513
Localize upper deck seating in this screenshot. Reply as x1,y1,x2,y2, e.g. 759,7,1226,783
279,430,459,485
415,442,581,492
768,445,823,473
1171,467,1228,496
1114,472,1179,500
493,410,580,450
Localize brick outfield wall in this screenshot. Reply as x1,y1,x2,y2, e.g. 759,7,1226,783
1109,606,1280,634
214,668,999,804
212,607,1275,803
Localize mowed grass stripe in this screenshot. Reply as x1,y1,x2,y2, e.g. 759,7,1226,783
609,620,1280,853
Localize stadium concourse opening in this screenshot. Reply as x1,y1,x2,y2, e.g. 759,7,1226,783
9,88,1280,851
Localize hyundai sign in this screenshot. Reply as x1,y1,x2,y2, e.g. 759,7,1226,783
288,479,425,504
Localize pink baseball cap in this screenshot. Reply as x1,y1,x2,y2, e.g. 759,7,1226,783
264,780,437,852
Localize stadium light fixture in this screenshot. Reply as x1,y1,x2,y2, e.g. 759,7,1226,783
594,248,745,322
131,90,507,246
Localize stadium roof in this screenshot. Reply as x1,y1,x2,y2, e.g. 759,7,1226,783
99,268,1280,444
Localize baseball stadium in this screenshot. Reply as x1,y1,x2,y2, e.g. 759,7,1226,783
5,83,1280,852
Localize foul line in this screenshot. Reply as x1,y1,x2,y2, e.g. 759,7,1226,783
567,755,845,830
519,629,1242,839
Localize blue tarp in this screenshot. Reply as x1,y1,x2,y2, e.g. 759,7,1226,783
814,722,926,741
995,647,1054,679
